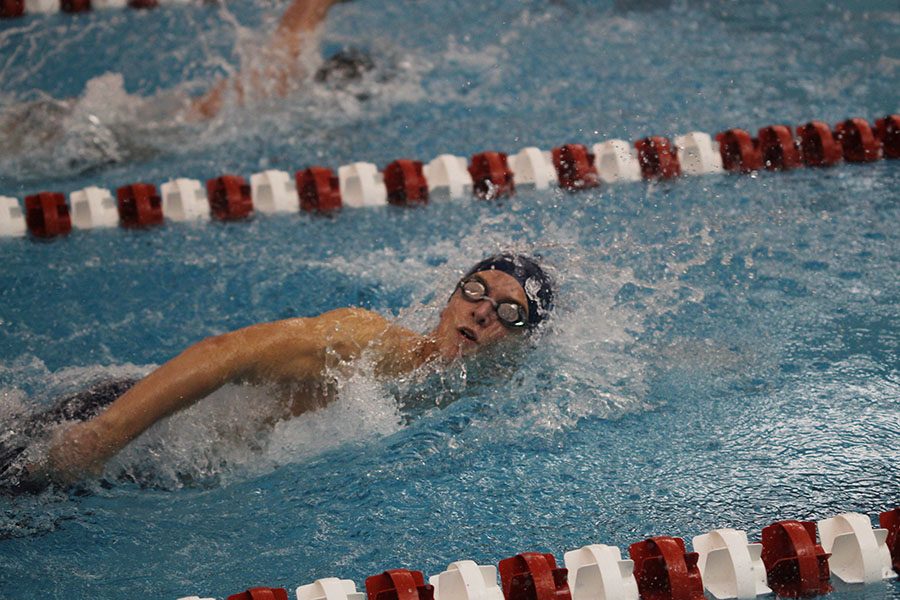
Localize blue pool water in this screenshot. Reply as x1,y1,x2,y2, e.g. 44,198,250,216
0,1,898,598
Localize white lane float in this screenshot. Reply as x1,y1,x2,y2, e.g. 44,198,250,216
423,154,474,200
23,0,59,15
817,512,895,584
92,0,128,8
70,186,119,229
674,132,724,176
692,528,771,600
563,544,638,600
508,147,557,190
0,196,27,237
161,178,209,221
338,162,387,208
430,560,503,600
296,577,365,600
250,170,299,214
592,140,642,183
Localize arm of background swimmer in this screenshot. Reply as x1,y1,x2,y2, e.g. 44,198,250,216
272,0,339,60
189,0,339,119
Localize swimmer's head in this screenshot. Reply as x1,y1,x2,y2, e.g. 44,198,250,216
314,47,376,86
432,253,554,360
463,254,554,327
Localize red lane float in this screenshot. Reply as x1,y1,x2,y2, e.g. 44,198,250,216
628,537,704,600
128,0,158,7
24,192,71,238
552,144,600,191
880,508,900,574
227,587,290,600
207,175,253,221
757,125,801,170
875,115,900,159
297,167,342,213
0,0,24,18
635,137,681,179
797,121,843,167
716,128,762,173
384,159,429,206
760,520,832,597
61,0,90,12
498,552,570,600
116,183,163,228
834,118,882,163
469,152,515,199
365,569,434,600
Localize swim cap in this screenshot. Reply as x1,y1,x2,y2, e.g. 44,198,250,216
314,47,375,85
464,253,554,328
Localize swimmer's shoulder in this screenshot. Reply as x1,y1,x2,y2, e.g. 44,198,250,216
314,307,419,345
234,308,422,377
311,307,425,373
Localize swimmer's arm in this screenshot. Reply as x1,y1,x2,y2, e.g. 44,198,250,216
92,320,317,449
43,308,382,481
189,0,341,119
271,0,340,61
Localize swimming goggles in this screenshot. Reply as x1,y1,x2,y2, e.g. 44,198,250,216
457,276,528,328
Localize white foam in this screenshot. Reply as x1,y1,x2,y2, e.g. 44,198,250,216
267,361,404,465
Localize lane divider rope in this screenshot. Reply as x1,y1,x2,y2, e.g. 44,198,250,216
0,115,897,240
177,508,899,600
1,0,190,19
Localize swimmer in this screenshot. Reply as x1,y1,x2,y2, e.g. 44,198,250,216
190,0,357,119
0,0,367,174
11,254,553,491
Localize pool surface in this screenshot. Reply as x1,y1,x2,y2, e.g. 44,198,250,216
0,1,898,598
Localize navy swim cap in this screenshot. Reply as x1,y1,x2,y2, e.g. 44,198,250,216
464,253,554,327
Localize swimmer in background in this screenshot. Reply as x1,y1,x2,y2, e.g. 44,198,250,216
189,0,357,119
13,254,554,490
0,0,369,173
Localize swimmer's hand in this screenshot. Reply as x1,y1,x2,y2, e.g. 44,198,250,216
27,420,111,488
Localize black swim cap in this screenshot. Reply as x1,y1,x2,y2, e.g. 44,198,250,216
314,48,375,85
464,253,554,328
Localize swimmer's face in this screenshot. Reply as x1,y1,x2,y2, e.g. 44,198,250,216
433,270,529,361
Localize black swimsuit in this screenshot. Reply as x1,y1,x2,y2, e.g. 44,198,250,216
0,378,137,495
